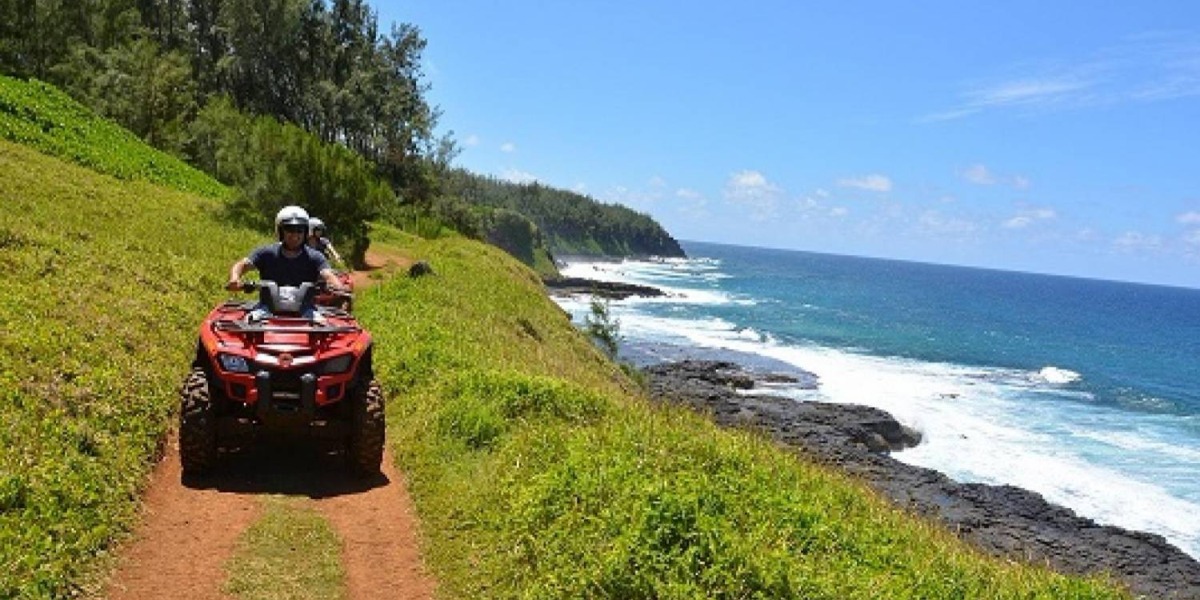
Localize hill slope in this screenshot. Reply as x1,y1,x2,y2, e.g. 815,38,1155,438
0,78,1132,599
0,139,256,597
359,229,1130,598
0,75,225,198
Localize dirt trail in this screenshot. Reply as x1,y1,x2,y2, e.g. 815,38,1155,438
103,249,435,599
104,439,436,599
103,435,260,600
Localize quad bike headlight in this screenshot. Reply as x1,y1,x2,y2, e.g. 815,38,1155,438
217,353,252,373
319,354,354,374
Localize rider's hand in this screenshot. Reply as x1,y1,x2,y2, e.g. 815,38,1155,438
226,280,242,292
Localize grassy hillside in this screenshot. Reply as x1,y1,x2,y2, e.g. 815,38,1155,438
0,139,258,597
0,75,225,198
0,77,1132,598
359,233,1129,599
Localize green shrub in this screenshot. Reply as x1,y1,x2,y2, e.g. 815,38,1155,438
189,96,393,266
0,75,225,198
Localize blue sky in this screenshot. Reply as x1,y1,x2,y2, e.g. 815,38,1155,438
376,2,1200,288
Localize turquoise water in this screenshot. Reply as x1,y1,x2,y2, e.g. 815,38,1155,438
554,240,1200,559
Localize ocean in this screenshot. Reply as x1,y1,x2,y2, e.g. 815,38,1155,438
551,240,1200,560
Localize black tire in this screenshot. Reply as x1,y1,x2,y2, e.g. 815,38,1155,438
347,379,385,476
179,367,218,475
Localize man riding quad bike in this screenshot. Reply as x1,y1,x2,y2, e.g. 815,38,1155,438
178,207,383,476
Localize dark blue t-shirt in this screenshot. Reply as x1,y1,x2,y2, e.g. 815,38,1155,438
248,243,330,287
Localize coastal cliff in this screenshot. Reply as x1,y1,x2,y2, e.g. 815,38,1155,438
644,360,1200,600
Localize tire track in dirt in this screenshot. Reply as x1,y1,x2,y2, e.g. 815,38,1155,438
103,436,436,599
103,435,259,600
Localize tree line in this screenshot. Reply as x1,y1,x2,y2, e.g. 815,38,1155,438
0,0,683,268
441,169,684,259
0,0,446,264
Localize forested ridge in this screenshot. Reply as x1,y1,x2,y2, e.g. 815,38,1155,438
0,0,683,269
444,169,684,259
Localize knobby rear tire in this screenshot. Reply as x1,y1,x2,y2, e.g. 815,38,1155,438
179,367,218,476
347,379,385,476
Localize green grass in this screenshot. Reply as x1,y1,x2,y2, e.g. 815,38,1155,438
224,497,345,600
0,74,225,198
0,139,256,597
357,236,1131,599
0,77,1134,599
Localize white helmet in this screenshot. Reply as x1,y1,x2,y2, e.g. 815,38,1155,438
274,205,309,240
308,217,326,237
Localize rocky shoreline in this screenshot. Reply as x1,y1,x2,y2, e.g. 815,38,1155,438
543,276,667,300
644,360,1200,600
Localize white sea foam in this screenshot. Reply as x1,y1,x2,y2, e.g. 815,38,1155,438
560,258,744,306
553,256,1200,559
681,329,1200,558
1071,429,1200,464
1038,365,1082,384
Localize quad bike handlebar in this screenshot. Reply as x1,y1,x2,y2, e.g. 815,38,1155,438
229,279,351,298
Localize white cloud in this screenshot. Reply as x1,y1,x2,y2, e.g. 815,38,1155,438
919,108,980,123
918,210,979,236
970,78,1092,109
501,169,537,184
1176,211,1200,225
792,191,845,219
1125,31,1200,101
599,181,689,216
500,142,516,153
837,174,892,193
724,170,783,220
924,75,1094,122
1113,231,1164,253
1183,229,1200,246
675,188,709,219
962,164,996,185
924,32,1200,121
462,134,480,147
961,164,1031,189
1003,207,1057,229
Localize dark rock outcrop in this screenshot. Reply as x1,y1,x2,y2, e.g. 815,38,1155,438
543,276,666,300
408,260,434,278
645,359,1200,600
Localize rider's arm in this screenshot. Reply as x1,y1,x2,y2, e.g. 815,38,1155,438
326,243,345,268
321,268,343,291
227,258,254,290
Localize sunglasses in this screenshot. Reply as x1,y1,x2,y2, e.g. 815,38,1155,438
282,225,307,234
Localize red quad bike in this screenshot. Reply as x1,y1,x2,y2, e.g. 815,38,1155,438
179,280,384,477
